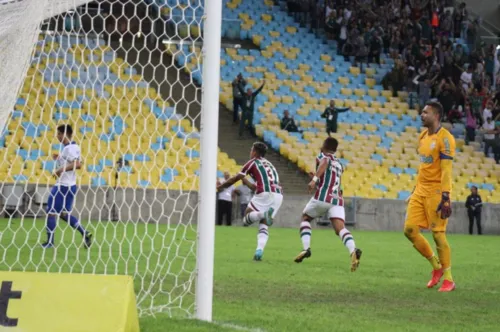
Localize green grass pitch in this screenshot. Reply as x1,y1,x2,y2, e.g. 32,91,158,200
0,219,499,331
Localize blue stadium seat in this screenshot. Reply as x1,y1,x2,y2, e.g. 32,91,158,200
398,191,411,200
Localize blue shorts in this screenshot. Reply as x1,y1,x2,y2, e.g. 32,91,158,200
47,185,77,214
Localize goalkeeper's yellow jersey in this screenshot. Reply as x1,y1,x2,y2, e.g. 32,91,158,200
414,127,455,196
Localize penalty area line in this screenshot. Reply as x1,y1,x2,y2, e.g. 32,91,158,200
213,321,267,332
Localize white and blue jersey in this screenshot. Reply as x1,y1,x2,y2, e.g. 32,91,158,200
47,142,80,214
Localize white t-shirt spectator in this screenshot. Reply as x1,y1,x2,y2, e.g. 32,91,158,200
483,108,492,124
218,178,234,202
460,71,472,90
483,121,496,140
236,184,253,205
339,24,347,40
344,9,352,20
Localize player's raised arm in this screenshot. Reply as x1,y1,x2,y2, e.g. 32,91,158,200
217,173,245,192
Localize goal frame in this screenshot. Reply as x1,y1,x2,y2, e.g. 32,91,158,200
195,0,222,322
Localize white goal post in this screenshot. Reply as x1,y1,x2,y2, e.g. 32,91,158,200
0,0,222,321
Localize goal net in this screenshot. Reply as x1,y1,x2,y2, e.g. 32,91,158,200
0,0,222,318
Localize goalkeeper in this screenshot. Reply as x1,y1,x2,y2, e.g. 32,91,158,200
404,101,455,292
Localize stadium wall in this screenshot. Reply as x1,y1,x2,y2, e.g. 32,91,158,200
276,195,500,235
2,185,499,234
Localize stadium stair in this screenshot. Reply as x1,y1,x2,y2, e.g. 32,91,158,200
217,103,311,194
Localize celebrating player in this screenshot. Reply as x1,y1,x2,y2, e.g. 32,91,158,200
294,137,362,272
217,142,283,261
42,124,92,249
404,101,456,292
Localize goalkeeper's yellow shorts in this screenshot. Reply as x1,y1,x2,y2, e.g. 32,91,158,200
404,193,448,232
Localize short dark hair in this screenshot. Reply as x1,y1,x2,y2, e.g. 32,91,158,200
252,142,268,157
426,101,444,120
57,124,73,137
323,137,338,152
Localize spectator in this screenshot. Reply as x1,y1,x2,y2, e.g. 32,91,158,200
238,80,265,137
216,172,235,226
465,186,482,235
369,30,382,65
436,78,456,117
234,179,254,222
448,104,462,124
321,100,350,136
232,73,246,124
483,101,493,124
460,66,473,91
465,103,477,144
413,76,432,108
482,117,496,156
280,110,301,132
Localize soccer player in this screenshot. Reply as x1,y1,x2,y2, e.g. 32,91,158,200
42,124,92,249
404,101,456,292
217,142,283,261
294,137,362,272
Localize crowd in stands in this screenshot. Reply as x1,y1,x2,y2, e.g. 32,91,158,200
280,0,500,163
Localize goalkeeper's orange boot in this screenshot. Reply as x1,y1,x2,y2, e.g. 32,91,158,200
427,269,443,288
438,280,456,292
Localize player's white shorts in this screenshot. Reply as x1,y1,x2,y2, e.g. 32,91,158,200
248,192,283,218
303,198,345,222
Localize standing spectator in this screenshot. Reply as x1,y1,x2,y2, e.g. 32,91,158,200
232,73,246,124
238,80,265,137
465,103,477,144
460,66,473,91
217,172,235,226
447,104,462,123
413,76,432,109
465,186,482,235
280,110,301,132
321,100,350,136
369,31,382,65
482,101,493,124
234,179,254,222
483,117,496,156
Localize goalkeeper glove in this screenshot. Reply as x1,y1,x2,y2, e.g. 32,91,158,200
436,192,452,219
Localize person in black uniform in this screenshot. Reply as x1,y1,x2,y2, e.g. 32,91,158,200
321,100,350,136
465,186,483,235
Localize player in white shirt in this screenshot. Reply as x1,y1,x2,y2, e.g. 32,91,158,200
235,178,254,221
42,125,92,249
217,172,235,226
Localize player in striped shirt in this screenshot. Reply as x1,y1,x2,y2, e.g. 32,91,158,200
294,137,362,271
217,142,283,261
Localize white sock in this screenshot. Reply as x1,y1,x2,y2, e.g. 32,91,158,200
257,224,269,251
339,228,355,254
299,221,311,250
244,211,264,226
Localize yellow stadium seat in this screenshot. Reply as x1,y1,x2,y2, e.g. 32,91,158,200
349,67,361,76
323,65,335,73
320,54,331,62
365,68,376,77
365,78,376,88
